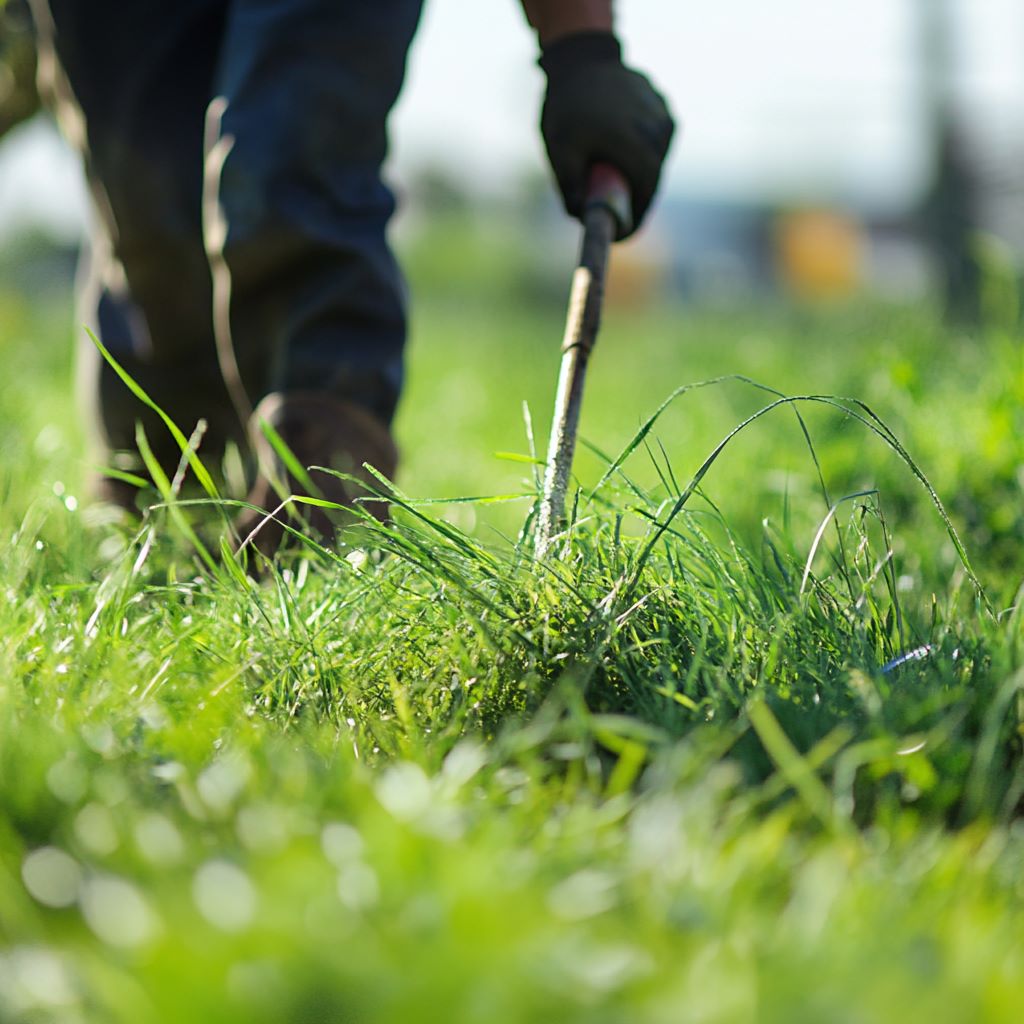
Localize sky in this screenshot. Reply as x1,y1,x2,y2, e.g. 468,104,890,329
390,0,1024,205
0,0,1022,240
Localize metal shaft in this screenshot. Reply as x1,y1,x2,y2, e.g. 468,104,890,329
535,171,626,558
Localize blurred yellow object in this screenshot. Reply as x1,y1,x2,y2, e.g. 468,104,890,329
775,208,863,300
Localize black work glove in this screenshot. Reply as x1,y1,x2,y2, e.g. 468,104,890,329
539,32,674,240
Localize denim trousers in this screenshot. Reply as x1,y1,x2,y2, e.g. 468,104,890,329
31,0,424,466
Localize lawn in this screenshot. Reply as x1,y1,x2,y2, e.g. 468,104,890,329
0,221,1022,1023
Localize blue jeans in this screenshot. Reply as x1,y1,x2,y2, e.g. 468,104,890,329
32,0,423,465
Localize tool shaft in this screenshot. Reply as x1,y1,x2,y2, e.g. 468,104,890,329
536,166,628,558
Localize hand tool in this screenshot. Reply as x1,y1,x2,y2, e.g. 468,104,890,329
535,163,632,558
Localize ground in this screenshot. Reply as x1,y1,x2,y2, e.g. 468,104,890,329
0,219,1022,1022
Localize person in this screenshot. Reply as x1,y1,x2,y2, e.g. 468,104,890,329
20,0,673,548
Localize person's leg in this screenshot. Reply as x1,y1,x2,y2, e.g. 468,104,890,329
30,0,238,484
205,0,424,429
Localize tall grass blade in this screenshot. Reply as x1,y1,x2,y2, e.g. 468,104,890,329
88,328,220,500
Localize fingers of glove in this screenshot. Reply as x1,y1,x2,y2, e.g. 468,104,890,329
541,110,673,237
541,65,674,239
542,110,666,228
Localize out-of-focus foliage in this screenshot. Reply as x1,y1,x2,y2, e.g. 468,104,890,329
0,0,39,139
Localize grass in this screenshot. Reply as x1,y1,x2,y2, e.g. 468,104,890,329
0,224,1022,1022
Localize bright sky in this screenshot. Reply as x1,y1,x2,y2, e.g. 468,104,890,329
0,0,1022,240
392,0,1024,205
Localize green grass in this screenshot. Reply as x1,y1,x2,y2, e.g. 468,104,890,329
0,227,1022,1023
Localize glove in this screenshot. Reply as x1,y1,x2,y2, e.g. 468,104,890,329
539,32,674,240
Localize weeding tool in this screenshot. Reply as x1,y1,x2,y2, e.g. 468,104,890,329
535,163,632,558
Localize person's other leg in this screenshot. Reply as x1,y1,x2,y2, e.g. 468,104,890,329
206,0,424,430
31,0,237,488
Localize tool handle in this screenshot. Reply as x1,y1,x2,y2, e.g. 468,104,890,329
535,164,629,557
563,163,627,357
584,162,633,240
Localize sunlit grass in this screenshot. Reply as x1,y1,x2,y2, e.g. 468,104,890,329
0,256,1022,1022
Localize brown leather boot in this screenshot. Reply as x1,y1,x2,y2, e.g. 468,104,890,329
237,391,398,555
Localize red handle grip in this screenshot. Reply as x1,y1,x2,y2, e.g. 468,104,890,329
585,162,633,239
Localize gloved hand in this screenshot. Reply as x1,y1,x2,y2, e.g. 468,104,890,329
539,31,674,240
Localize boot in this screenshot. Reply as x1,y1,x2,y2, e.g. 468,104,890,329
237,390,398,555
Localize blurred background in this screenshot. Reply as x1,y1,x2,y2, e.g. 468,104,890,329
2,0,1023,312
